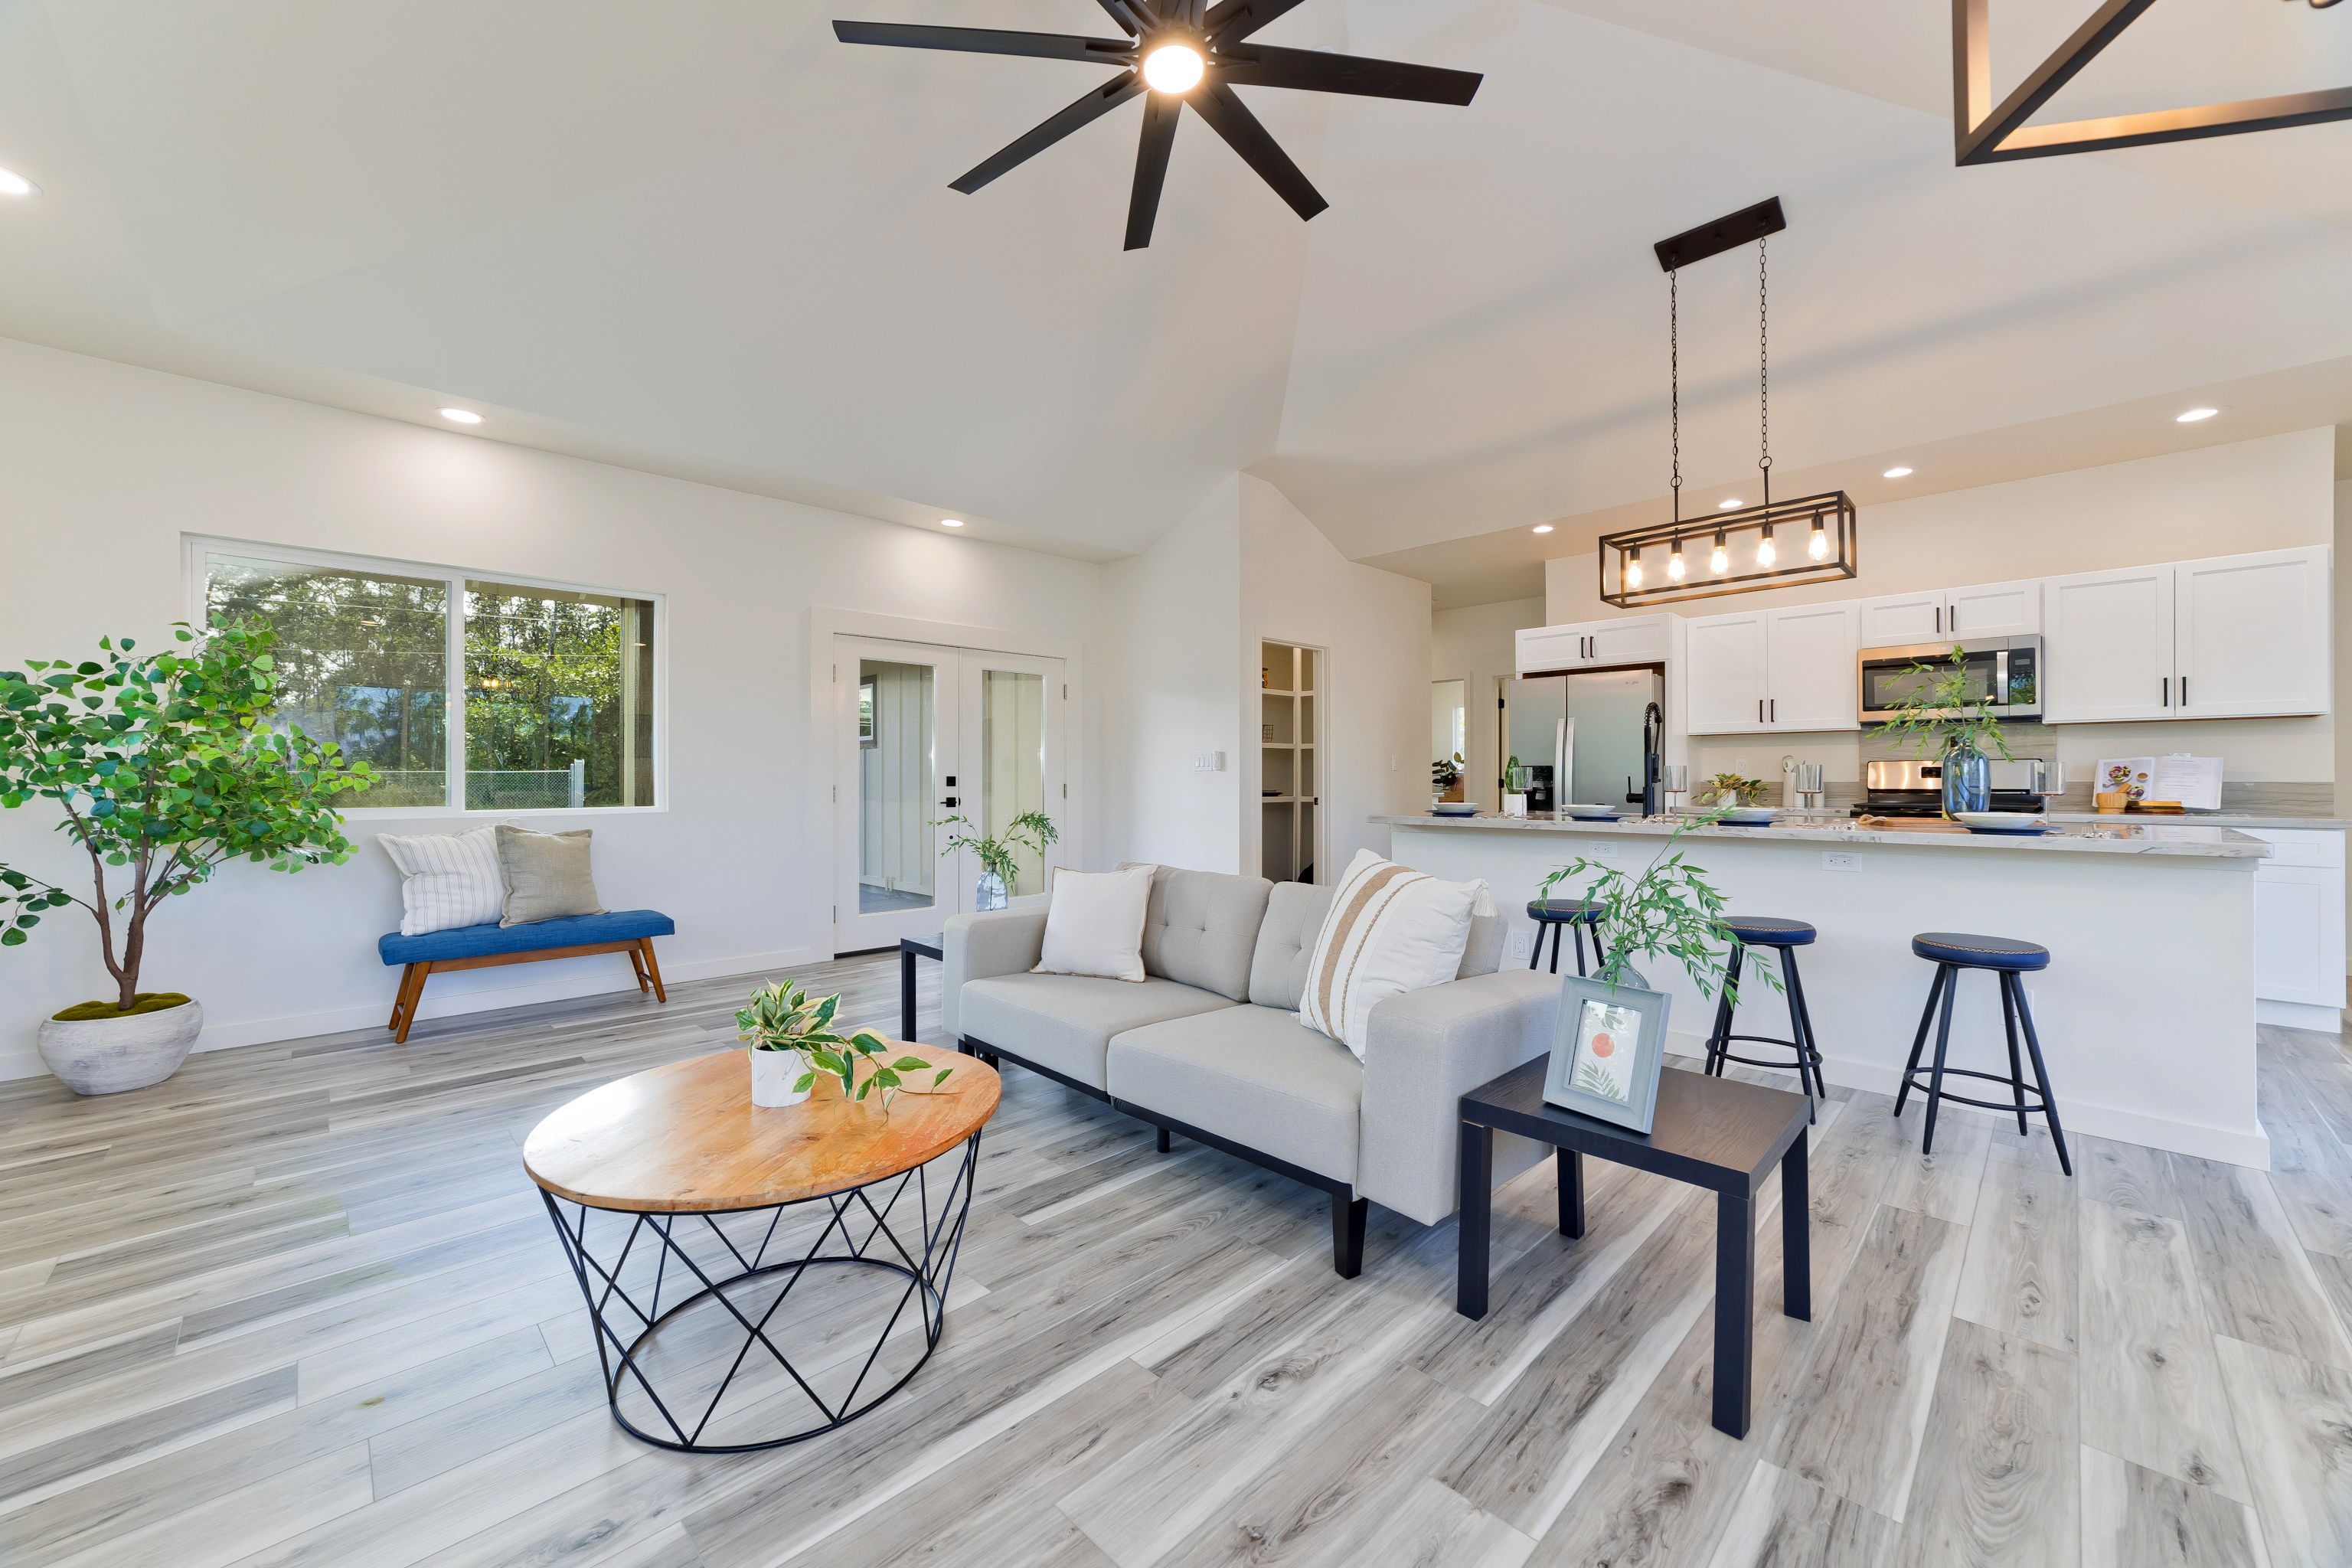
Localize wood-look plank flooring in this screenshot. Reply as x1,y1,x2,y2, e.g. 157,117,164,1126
4,956,2351,1566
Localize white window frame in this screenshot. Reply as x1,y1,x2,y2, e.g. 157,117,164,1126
181,535,668,818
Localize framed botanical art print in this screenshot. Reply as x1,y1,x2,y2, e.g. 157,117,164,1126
1541,972,1671,1133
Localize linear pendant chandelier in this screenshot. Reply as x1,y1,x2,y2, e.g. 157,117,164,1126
1599,198,1857,609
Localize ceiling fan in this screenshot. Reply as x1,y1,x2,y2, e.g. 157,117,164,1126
834,1,1482,249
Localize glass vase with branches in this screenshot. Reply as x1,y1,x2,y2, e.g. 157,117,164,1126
1536,808,1780,1008
1876,646,2014,817
929,808,1059,897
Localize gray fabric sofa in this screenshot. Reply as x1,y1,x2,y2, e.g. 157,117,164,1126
943,864,1560,1276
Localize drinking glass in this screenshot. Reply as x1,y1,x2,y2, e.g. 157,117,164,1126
1660,764,1687,815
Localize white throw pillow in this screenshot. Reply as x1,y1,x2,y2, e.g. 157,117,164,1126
1033,864,1157,983
1300,848,1492,1057
378,828,507,936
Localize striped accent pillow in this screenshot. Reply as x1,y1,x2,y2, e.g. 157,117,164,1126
378,828,507,936
1299,848,1492,1058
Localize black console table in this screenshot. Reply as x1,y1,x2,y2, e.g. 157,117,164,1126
898,933,943,1044
1456,1060,1812,1439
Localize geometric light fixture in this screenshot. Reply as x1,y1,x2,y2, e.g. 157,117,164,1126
1952,0,2352,167
1601,198,1858,608
833,2,1481,250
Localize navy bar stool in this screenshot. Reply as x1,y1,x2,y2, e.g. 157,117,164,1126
1898,933,2071,1175
1526,899,1607,977
1703,916,1827,1122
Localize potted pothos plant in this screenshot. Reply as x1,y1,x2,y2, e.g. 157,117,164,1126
930,809,1057,912
1536,808,1781,1008
735,979,952,1110
0,620,374,1095
1877,646,2014,818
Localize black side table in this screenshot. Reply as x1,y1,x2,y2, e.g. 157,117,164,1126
1457,1060,1812,1439
899,934,943,1044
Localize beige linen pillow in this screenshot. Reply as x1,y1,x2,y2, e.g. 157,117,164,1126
1298,847,1491,1057
494,825,608,927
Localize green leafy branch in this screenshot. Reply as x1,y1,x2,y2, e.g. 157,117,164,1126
1537,807,1782,1006
1877,646,2015,762
929,808,1059,894
735,979,953,1112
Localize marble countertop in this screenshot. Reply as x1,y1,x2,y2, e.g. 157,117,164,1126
1374,812,2274,859
2040,812,2352,830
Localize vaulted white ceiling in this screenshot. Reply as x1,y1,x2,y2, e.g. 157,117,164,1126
0,0,2345,590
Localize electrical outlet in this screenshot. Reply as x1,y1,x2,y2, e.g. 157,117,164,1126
1508,932,1532,961
1822,852,1859,873
1589,841,1618,858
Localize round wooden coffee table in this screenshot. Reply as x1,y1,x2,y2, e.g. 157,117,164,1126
524,1041,998,1452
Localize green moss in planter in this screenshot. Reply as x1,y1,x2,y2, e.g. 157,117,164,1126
51,992,193,1023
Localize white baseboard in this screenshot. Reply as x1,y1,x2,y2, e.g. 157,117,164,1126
2258,998,2344,1035
1665,1028,2272,1170
0,944,828,1083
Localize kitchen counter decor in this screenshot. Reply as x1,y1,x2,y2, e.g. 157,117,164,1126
1873,646,2014,818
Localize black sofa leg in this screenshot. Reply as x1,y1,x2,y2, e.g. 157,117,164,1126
1155,1126,1172,1154
1331,1194,1368,1279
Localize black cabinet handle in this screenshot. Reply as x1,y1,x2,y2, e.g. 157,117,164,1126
1935,606,1941,633
1759,699,1765,724
1771,699,1776,723
2161,678,2168,707
2180,676,2188,707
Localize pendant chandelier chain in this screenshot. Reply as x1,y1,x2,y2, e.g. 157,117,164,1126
1669,266,1681,528
1758,233,1771,511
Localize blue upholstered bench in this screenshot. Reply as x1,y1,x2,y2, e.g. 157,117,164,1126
378,910,676,1043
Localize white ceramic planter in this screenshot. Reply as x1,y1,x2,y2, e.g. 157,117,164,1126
38,998,204,1096
749,1047,815,1108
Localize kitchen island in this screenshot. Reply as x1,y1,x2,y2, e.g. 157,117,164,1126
1376,812,2273,1166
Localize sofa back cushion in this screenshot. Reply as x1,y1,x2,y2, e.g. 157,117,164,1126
1122,864,1272,1002
1252,879,1504,1010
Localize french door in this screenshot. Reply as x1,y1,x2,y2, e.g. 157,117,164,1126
832,636,1067,954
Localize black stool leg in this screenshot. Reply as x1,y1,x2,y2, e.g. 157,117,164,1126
1706,944,1744,1076
1786,947,1827,1109
1894,964,1948,1116
1573,920,1589,978
1592,921,1609,975
1547,923,1563,975
1922,965,1960,1157
2007,972,2072,1177
1527,923,1541,970
1779,949,1817,1122
1998,971,2030,1138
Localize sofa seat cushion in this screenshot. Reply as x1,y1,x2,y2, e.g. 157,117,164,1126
1106,1004,1362,1185
378,910,672,966
959,973,1236,1091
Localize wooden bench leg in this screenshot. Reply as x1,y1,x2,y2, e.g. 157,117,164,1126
629,945,651,995
391,963,432,1044
638,939,668,1003
388,964,419,1031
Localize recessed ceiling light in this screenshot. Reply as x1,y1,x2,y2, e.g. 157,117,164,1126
1532,524,1553,534
1883,466,1913,478
439,408,482,424
1718,498,1742,510
939,518,965,528
2176,407,2220,423
0,166,39,198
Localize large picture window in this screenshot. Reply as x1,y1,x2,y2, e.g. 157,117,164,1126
194,543,658,812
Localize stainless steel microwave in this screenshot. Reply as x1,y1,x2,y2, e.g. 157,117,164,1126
1857,636,2042,724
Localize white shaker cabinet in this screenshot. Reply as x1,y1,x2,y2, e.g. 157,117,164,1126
1763,602,1861,730
1857,590,1944,647
2242,828,2347,1031
2042,565,2175,723
1945,578,2042,639
1515,613,1676,674
2176,548,2330,718
1682,611,1770,733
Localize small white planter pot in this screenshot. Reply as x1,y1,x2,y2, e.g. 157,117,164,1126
749,1047,815,1108
38,998,204,1096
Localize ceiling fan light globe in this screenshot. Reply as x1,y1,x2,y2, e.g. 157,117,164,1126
1143,44,1204,93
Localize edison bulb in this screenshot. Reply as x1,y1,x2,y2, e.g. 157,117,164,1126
1709,541,1729,573
1666,549,1686,582
1143,44,1204,93
1756,536,1776,567
1808,525,1829,560
1625,557,1644,588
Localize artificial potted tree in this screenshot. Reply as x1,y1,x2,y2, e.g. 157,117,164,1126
1878,647,2014,818
1,621,373,1094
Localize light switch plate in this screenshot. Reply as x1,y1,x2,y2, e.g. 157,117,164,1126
1823,852,1859,872
1194,751,1225,773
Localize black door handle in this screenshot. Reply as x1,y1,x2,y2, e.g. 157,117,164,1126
940,796,959,808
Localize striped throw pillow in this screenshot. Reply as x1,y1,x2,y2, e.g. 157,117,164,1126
1299,848,1493,1058
378,828,507,936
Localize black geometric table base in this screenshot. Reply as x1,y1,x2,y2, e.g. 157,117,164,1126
540,1129,981,1452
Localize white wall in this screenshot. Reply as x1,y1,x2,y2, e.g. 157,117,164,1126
1544,430,2339,791
1432,596,1547,806
0,337,1104,1078
1238,475,1429,881
1096,479,1245,874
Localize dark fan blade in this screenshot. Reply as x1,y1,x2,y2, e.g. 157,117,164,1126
831,21,1133,65
951,72,1146,193
1214,43,1481,105
1092,0,1145,34
1203,0,1310,47
1187,80,1325,220
1125,93,1182,250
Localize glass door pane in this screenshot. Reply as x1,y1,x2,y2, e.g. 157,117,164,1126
959,655,1064,905
835,638,957,952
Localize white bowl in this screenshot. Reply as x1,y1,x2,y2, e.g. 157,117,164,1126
1558,803,1619,818
1430,802,1480,816
1952,811,2047,829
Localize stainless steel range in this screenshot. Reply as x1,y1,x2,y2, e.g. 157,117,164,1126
1851,757,2059,818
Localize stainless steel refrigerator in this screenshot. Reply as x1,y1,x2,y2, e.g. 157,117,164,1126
1499,665,1665,812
